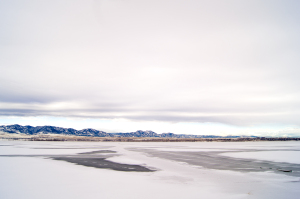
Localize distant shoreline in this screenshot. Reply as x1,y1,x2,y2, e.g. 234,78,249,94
2,124,299,142
1,136,300,142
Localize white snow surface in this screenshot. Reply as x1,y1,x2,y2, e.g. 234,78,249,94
154,148,237,152
0,141,300,199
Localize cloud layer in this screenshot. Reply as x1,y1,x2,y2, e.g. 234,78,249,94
1,0,300,128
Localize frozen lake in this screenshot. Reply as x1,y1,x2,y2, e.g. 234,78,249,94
0,140,300,199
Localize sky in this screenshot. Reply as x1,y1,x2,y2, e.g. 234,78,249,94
1,0,300,136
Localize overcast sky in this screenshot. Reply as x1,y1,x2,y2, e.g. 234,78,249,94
1,0,300,136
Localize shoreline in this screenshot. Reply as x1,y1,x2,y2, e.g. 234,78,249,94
1,136,300,142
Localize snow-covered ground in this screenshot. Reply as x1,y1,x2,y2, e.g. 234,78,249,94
0,141,299,199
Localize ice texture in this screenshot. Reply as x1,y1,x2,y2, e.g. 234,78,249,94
0,141,300,199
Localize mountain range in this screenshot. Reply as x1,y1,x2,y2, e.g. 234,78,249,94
0,124,248,138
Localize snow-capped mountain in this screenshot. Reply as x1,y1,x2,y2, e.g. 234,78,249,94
0,124,246,138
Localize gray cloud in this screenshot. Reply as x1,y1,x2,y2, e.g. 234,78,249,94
1,0,300,127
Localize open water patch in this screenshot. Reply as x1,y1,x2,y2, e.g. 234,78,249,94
52,156,155,172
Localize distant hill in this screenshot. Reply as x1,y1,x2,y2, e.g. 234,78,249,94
0,124,252,138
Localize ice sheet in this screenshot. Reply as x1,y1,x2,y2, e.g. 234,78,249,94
1,140,300,199
153,148,237,152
